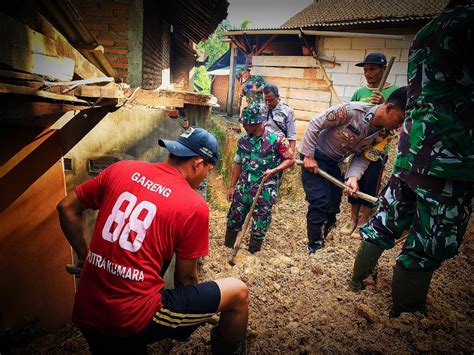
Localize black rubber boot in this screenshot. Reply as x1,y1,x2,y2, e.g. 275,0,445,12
224,228,239,248
248,235,263,254
307,224,324,254
390,263,434,318
211,326,246,355
324,214,337,237
349,240,384,291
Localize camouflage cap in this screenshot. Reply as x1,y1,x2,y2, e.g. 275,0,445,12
236,65,250,77
240,104,266,124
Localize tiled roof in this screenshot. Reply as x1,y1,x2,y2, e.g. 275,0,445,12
282,0,448,28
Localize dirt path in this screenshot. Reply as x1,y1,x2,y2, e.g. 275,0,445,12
11,168,474,354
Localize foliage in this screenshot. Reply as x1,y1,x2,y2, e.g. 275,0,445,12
193,20,251,94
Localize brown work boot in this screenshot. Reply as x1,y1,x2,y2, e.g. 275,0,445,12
224,228,239,248
341,220,358,236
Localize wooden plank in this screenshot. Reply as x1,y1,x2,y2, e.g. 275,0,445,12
0,83,88,104
0,46,74,82
0,70,42,82
251,66,323,80
265,76,329,90
0,102,90,118
73,84,124,99
130,90,185,107
0,13,106,80
296,120,310,140
279,88,332,102
253,56,317,68
287,99,330,112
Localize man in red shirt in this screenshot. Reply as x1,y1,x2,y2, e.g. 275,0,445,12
57,127,248,354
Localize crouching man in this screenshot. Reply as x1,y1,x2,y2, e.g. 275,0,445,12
57,127,248,354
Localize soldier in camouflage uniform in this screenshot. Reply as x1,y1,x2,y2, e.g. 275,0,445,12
350,0,474,318
238,66,266,107
224,104,295,253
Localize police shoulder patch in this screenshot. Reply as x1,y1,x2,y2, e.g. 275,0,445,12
364,113,375,124
336,106,348,121
326,110,337,121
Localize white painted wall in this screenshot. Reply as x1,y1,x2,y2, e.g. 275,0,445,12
318,35,415,102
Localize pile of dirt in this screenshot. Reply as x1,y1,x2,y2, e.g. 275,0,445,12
10,152,474,354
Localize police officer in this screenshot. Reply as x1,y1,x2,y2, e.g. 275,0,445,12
224,104,295,253
263,84,297,152
341,53,400,237
350,0,473,318
299,87,408,255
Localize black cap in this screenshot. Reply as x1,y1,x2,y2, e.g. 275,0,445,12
355,52,387,67
158,127,219,165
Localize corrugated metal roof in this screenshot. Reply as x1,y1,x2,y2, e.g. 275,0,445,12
282,0,448,28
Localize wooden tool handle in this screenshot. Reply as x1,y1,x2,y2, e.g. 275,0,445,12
229,176,267,266
377,56,396,92
296,160,378,204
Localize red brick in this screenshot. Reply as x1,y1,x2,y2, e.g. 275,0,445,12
98,32,127,40
107,55,119,62
113,10,129,18
110,24,128,32
86,23,108,31
101,17,128,26
105,48,128,55
82,8,113,17
97,39,114,46
117,57,128,63
99,2,128,11
114,40,128,48
113,63,128,69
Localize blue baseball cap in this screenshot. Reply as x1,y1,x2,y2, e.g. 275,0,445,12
158,127,219,165
355,52,387,67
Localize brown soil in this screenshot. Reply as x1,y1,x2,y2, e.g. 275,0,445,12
11,153,474,354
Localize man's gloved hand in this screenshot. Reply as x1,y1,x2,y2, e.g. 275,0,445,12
344,176,359,197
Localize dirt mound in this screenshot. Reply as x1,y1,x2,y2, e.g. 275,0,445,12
10,146,474,354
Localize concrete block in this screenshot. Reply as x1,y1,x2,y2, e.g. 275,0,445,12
332,73,362,86
333,49,366,62
319,48,334,57
344,86,357,98
395,75,408,86
387,75,396,84
386,37,413,49
390,62,408,75
333,85,345,97
352,38,385,49
347,62,363,74
323,37,352,49
400,48,409,62
324,61,349,74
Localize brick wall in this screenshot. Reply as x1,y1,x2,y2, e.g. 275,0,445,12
72,0,130,82
318,34,415,102
142,0,170,89
211,75,228,111
172,44,195,90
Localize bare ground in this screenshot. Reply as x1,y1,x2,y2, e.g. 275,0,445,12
10,164,474,354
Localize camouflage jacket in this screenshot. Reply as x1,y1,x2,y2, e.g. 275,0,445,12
235,128,293,185
241,75,266,106
395,2,474,182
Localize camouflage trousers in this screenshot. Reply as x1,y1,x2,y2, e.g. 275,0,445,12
360,167,473,271
226,181,277,239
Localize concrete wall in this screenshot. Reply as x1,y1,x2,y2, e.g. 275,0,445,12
318,34,415,102
62,105,210,247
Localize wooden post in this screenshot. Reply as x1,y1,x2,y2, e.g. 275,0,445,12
226,43,237,117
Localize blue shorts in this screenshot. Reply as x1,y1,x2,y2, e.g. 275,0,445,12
80,281,221,354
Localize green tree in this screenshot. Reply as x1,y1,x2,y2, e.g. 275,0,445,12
193,20,251,93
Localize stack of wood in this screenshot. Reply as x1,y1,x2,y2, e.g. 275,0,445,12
251,56,335,142
0,11,124,119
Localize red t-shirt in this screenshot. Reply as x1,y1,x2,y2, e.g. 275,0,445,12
73,161,209,336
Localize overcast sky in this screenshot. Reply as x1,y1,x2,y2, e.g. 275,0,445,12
226,0,312,28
